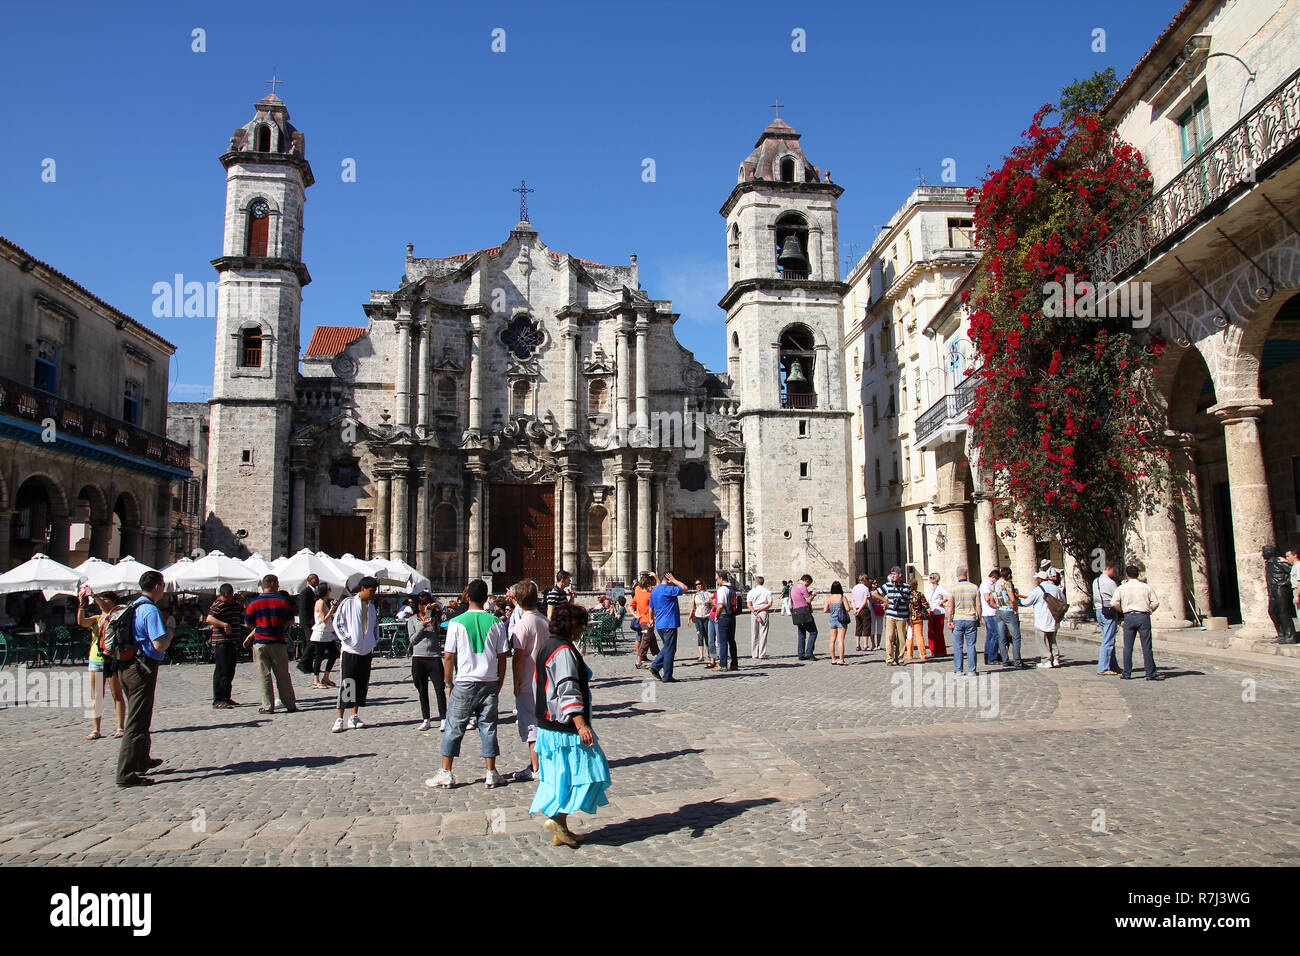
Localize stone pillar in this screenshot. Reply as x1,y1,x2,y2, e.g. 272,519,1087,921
416,318,432,437
615,319,630,434
564,326,579,434
1061,550,1091,621
468,313,485,433
466,470,483,579
1012,522,1037,596
391,468,409,565
89,520,112,560
0,510,12,571
615,471,631,584
47,514,70,563
636,460,652,576
553,475,564,578
815,344,830,407
374,472,391,560
1169,432,1212,621
394,310,413,432
933,503,969,587
1211,400,1276,635
727,476,743,574
810,229,823,280
291,472,306,553
654,474,668,572
415,470,431,577
973,495,997,580
1139,479,1191,625
562,466,578,582
634,315,649,429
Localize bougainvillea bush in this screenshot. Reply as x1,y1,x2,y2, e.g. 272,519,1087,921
964,71,1168,561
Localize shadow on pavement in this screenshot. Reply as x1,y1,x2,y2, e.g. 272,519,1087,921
586,797,780,844
159,752,379,781
606,748,704,768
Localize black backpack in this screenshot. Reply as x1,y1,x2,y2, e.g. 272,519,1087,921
103,599,149,660
719,585,741,617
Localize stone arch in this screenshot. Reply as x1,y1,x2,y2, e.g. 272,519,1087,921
112,490,143,560
11,474,69,563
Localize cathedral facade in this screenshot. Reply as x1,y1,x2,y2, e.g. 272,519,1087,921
204,95,852,590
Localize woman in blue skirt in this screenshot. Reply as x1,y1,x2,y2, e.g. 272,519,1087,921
530,603,612,847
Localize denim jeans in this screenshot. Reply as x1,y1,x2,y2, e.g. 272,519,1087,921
652,627,678,679
694,617,709,647
996,608,1022,665
441,681,500,759
796,618,819,659
1122,611,1156,679
716,615,739,667
1096,608,1119,673
952,620,978,674
982,615,1002,664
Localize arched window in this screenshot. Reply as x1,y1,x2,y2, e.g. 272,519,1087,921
246,198,270,257
587,505,609,553
779,325,816,409
780,156,796,182
588,379,608,416
730,223,740,269
255,124,271,152
774,212,810,279
511,380,531,416
433,503,457,552
437,376,457,411
240,327,263,367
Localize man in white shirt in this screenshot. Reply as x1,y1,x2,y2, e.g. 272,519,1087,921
507,580,548,783
426,579,509,789
979,569,1002,666
851,574,871,652
1111,565,1164,680
746,576,774,660
1092,563,1120,675
331,576,379,733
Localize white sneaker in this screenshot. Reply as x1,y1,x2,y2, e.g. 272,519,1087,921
425,769,454,788
467,717,477,730
485,769,505,789
1051,658,1062,668
1036,660,1053,668
418,719,432,731
330,717,346,733
348,715,366,729
438,719,447,732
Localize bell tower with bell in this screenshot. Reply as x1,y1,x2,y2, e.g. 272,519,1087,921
718,109,852,581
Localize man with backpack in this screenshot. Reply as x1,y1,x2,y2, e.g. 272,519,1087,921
112,570,172,788
714,571,740,671
1019,570,1068,668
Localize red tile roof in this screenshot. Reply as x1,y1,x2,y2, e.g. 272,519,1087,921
0,235,177,351
1104,0,1201,114
304,325,365,356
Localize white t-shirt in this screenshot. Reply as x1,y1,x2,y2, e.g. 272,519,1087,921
851,582,870,613
979,579,999,618
445,612,508,683
927,584,950,615
395,605,415,621
747,586,773,614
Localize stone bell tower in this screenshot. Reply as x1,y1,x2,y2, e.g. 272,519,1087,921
719,114,853,581
205,91,314,557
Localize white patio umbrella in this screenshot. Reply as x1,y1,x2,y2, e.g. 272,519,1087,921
83,555,157,594
242,553,276,578
274,549,361,592
315,552,367,591
368,556,431,592
269,555,291,571
165,550,260,593
74,556,113,577
0,553,84,596
335,553,375,576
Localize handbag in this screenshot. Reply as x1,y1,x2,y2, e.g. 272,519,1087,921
791,605,814,626
1042,588,1069,625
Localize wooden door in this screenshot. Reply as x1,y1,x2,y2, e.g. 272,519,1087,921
673,517,716,587
319,515,365,559
488,484,555,587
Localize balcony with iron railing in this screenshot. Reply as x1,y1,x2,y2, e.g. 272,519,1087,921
781,391,818,410
1088,64,1300,285
914,376,978,449
0,374,190,474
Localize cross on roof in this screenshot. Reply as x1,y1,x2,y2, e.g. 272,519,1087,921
770,99,784,119
513,179,534,222
267,74,283,96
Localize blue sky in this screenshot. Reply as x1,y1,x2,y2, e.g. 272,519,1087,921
0,0,1182,402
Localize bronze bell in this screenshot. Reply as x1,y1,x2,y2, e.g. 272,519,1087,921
786,359,808,384
777,234,808,271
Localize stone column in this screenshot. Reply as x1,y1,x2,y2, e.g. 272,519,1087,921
47,514,70,563
416,318,432,437
415,470,431,577
636,460,652,576
89,520,112,560
291,471,306,553
374,472,391,560
615,471,631,584
810,229,823,280
1211,400,1276,635
563,465,578,582
1169,432,1212,621
466,470,483,579
727,476,743,574
0,510,12,571
634,315,649,429
1012,522,1037,595
468,313,485,433
391,468,409,565
394,309,413,432
933,502,969,587
1061,550,1091,621
564,326,579,433
654,474,668,572
615,319,630,434
553,475,564,578
1139,479,1191,625
973,495,997,580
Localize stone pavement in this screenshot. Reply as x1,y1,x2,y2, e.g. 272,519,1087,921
1,616,1298,866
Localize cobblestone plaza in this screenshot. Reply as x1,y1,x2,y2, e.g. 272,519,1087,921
1,616,1296,867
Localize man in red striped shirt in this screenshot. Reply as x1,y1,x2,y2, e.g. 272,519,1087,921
243,574,299,714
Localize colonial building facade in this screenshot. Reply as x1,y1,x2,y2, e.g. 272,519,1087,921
204,99,852,589
0,236,190,571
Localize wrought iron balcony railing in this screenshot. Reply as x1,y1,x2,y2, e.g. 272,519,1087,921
915,376,978,445
782,391,818,409
1088,65,1300,284
0,374,190,471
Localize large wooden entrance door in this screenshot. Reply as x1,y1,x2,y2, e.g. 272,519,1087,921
673,517,716,586
488,484,555,586
319,515,365,558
